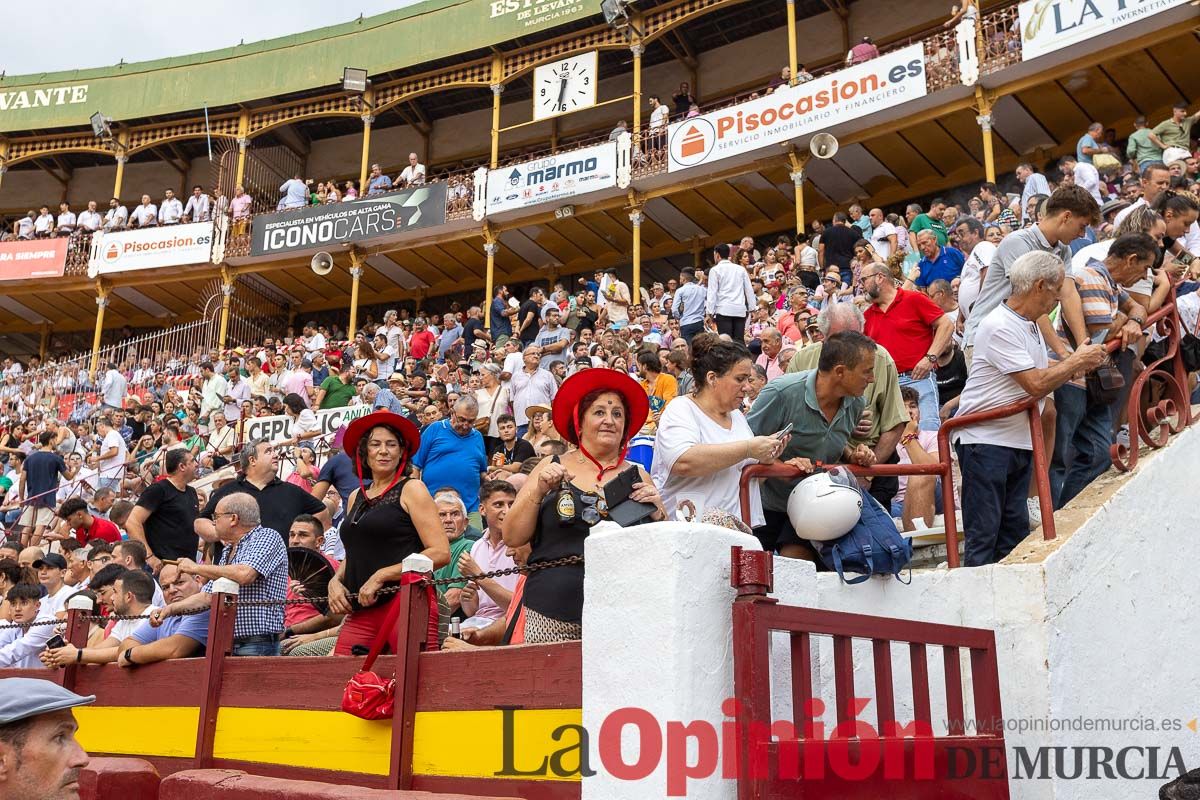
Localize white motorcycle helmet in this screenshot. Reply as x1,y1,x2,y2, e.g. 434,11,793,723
787,471,863,542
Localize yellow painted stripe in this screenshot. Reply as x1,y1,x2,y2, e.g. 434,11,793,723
75,706,199,758
73,705,584,782
214,707,393,775
412,709,583,781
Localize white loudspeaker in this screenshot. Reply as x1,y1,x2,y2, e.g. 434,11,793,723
810,132,839,160
311,252,334,276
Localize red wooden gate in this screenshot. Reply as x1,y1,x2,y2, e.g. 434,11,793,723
730,547,1010,799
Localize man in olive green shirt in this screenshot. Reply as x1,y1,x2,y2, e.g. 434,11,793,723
787,304,908,509
316,362,357,409
747,331,877,558
1152,104,1199,150
1126,115,1167,170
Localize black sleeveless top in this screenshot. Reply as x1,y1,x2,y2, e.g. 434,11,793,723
524,463,597,624
339,479,423,607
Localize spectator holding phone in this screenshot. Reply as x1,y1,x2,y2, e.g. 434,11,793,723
652,334,784,528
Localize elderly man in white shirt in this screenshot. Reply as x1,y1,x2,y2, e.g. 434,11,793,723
183,186,211,222
104,199,129,231
158,190,184,225
77,201,103,233
397,153,426,188
705,242,756,342
130,196,158,228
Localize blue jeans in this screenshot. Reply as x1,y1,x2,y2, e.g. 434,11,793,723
890,478,944,519
898,371,941,431
680,321,705,344
1050,384,1113,510
956,442,1033,566
232,637,282,656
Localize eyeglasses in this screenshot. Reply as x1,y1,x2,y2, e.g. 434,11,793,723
213,511,238,520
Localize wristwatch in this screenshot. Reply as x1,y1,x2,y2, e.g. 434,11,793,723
1129,316,1145,327
123,647,137,667
925,353,938,364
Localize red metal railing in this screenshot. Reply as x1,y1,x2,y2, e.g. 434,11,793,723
738,285,1195,567
739,398,1051,569
730,546,1009,799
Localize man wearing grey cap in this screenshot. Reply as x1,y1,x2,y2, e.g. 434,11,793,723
0,677,92,798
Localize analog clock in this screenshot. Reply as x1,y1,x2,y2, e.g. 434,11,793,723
532,51,598,122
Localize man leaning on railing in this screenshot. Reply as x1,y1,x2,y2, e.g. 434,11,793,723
155,492,287,657
950,252,1106,567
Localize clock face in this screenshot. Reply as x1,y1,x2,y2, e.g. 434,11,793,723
532,51,598,122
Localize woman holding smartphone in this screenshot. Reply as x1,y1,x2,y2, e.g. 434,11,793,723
652,334,785,529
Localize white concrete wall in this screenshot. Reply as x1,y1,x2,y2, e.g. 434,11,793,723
582,424,1200,799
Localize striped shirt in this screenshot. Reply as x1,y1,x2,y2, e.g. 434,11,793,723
1052,259,1126,388
204,525,288,638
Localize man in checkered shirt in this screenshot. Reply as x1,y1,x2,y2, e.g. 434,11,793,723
158,492,288,656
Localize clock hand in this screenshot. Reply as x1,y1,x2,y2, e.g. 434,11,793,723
557,76,568,109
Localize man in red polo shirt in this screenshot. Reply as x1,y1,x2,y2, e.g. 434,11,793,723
408,317,437,362
861,264,953,431
54,497,122,546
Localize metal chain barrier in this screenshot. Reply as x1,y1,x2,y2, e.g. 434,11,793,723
233,555,585,606
0,558,585,631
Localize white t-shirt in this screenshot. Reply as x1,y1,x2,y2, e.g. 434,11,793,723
652,395,764,527
649,104,670,130
870,221,898,261
99,430,128,477
797,244,819,270
953,303,1046,450
112,606,158,641
40,584,75,618
959,240,996,317
501,352,524,378
292,409,319,442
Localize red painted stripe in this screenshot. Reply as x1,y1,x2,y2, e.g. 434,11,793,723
415,641,582,711
72,660,208,707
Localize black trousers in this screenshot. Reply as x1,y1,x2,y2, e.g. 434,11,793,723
715,314,747,342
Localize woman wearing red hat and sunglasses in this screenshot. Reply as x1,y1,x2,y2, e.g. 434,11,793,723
326,411,449,655
504,370,666,643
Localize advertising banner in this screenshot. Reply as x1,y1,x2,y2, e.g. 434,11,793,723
486,142,617,214
250,184,447,258
667,44,928,173
87,222,215,277
0,238,68,281
1018,0,1189,61
239,404,372,446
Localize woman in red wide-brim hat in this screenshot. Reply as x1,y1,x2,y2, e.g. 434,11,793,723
327,411,449,655
503,369,666,643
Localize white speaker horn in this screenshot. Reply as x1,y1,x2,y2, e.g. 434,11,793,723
810,132,839,160
310,252,334,276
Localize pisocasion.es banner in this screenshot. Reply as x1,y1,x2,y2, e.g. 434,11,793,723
87,222,214,277
666,44,928,173
249,183,447,258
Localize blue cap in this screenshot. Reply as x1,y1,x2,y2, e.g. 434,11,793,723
0,678,95,725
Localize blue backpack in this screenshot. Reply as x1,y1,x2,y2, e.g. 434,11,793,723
816,480,912,584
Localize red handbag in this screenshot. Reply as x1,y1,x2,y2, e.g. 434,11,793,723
341,573,439,720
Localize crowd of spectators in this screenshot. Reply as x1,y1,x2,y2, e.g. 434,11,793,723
0,56,1198,672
